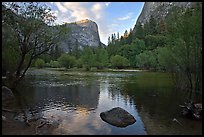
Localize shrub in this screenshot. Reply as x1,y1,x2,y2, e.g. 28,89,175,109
35,58,45,68
50,60,60,68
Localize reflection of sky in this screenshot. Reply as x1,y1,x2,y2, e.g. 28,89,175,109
16,70,147,135
98,79,147,135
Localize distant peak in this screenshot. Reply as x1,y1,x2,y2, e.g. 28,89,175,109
76,19,93,24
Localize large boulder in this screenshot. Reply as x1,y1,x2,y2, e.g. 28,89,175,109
100,107,136,127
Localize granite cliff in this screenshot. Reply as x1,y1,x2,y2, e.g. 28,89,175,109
58,19,102,53
133,2,199,33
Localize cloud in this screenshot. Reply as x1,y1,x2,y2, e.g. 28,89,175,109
105,2,111,7
51,2,110,44
91,3,105,20
117,12,134,21
55,2,68,13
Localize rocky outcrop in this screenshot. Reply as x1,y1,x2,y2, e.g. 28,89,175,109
133,2,200,33
179,101,202,120
58,19,102,52
100,107,136,127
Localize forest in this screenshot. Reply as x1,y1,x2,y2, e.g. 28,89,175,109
3,3,202,93
2,2,202,135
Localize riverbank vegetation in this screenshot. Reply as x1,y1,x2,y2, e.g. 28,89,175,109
2,2,202,95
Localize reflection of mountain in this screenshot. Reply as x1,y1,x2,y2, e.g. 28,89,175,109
19,74,100,111
32,84,100,110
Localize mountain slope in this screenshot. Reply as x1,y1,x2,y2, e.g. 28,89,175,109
58,19,102,53
133,2,199,33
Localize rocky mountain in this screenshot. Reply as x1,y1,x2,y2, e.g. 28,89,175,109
133,2,200,33
58,19,102,53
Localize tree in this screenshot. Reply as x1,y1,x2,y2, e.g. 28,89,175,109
124,30,128,38
135,50,157,70
149,15,158,35
58,54,76,69
95,48,109,69
81,47,95,70
110,55,130,69
144,35,167,50
158,19,167,35
50,60,60,68
134,22,145,39
2,2,68,88
117,32,120,40
108,36,111,45
164,3,202,93
34,58,45,68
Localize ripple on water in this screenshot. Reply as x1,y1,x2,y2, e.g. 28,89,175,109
30,80,86,87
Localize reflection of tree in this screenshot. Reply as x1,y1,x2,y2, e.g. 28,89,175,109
121,79,202,131
13,74,100,113
107,79,133,106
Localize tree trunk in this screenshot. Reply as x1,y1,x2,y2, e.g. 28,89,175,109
15,53,26,77
11,55,33,89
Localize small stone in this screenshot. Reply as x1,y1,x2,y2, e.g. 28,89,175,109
2,115,6,121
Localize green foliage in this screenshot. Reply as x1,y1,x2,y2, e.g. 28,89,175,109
110,55,130,69
95,48,109,69
161,3,202,91
81,47,95,70
76,58,83,68
135,50,157,69
2,2,68,88
148,15,159,35
35,58,45,68
58,54,76,69
144,35,167,50
50,60,60,68
38,54,52,63
135,22,145,39
2,43,20,74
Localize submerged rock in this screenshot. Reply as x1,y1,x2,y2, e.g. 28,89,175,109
100,107,136,127
179,101,202,120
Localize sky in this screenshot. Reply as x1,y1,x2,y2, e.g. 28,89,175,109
42,2,144,45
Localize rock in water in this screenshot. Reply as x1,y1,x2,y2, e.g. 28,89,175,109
100,107,136,127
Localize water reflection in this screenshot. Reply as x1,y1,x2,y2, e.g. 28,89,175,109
12,69,201,135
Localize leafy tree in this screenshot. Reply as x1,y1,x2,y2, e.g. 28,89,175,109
149,15,158,35
164,3,202,92
134,22,145,39
81,47,95,70
50,60,60,68
35,58,45,68
144,35,167,50
2,2,68,88
58,54,76,69
95,48,109,69
108,36,111,45
76,58,83,68
38,54,52,63
110,55,130,69
135,50,157,69
158,19,167,35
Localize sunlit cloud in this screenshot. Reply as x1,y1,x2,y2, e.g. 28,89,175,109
47,2,144,45
105,2,111,7
51,2,110,44
117,12,134,21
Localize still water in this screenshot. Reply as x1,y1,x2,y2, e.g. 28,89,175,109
13,68,202,135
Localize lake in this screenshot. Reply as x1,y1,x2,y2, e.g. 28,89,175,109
11,68,202,135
